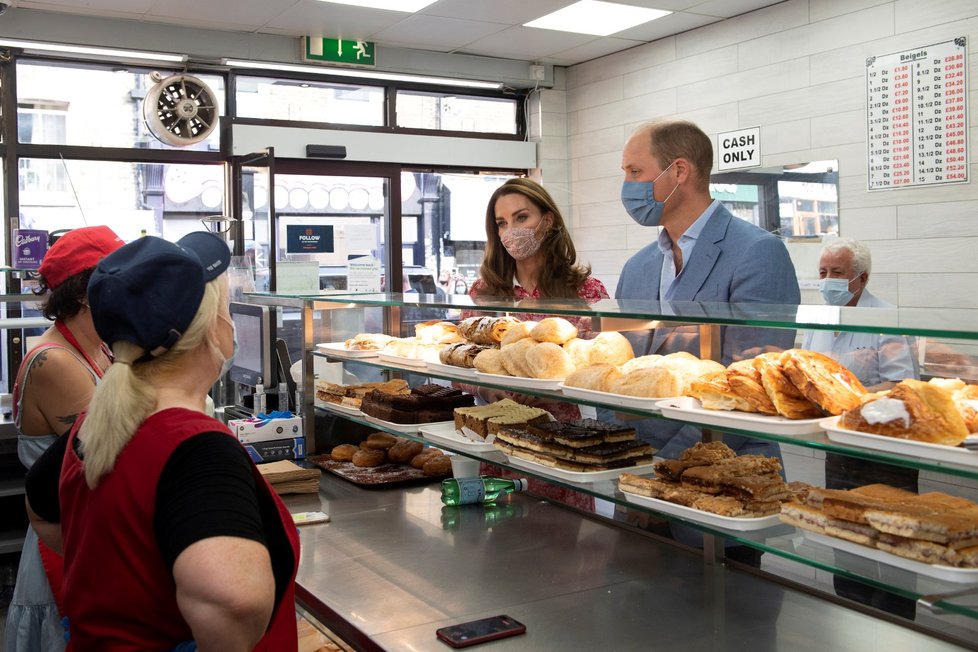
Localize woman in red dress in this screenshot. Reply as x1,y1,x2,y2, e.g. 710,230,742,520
464,178,609,511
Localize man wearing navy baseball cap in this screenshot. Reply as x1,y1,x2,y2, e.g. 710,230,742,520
25,232,300,650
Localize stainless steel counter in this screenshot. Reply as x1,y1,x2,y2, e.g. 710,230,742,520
286,475,966,652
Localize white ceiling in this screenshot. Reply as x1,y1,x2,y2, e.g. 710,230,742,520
7,0,786,66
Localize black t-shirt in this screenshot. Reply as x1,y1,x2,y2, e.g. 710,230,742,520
26,431,294,605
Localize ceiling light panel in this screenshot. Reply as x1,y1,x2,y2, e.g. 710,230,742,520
524,0,671,37
315,0,438,11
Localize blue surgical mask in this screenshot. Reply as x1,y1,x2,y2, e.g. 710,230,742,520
621,161,678,227
819,277,856,306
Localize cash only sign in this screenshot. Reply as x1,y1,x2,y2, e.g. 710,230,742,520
717,127,761,171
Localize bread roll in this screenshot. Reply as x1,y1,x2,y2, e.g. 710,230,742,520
388,439,423,463
619,355,663,375
500,320,537,346
352,448,385,467
611,366,684,398
530,317,578,344
500,338,536,377
525,341,575,379
363,432,399,450
564,364,623,392
473,348,508,375
563,338,593,369
753,352,823,419
330,443,358,462
840,379,969,446
780,348,867,416
588,331,634,367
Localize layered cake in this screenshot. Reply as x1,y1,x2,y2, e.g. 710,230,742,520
316,379,410,408
452,399,551,440
526,418,637,448
493,426,655,472
361,384,475,424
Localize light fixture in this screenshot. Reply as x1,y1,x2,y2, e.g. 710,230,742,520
314,0,437,11
225,59,503,90
0,38,186,63
524,0,671,37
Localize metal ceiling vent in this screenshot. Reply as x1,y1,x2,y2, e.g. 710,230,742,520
143,71,218,147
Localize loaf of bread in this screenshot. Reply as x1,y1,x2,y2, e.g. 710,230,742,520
499,320,537,346
500,338,536,377
525,341,575,379
619,355,663,375
587,331,634,366
473,348,508,375
563,338,593,369
840,379,970,446
780,348,866,416
530,317,578,344
563,363,623,393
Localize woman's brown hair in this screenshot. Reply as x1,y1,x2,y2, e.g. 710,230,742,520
475,178,590,299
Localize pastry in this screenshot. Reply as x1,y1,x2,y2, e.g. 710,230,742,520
951,383,978,433
752,352,823,419
587,331,634,367
343,332,396,351
687,372,756,412
352,448,386,467
500,320,537,346
563,363,623,393
563,338,593,369
388,439,424,464
329,443,358,462
410,448,444,469
422,455,453,476
473,348,508,375
839,379,969,446
725,359,778,415
457,316,520,345
525,341,575,379
530,317,578,344
780,348,866,416
414,320,463,345
440,342,493,368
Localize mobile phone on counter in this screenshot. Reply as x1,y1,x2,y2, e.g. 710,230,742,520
436,615,526,648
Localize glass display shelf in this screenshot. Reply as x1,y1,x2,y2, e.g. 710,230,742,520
247,291,978,341
312,352,978,480
313,401,978,619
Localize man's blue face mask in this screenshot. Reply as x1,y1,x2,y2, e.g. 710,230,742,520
819,277,857,306
621,161,678,227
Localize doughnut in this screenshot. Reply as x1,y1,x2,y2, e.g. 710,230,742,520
422,454,452,476
352,448,386,467
330,443,358,462
388,439,423,464
362,432,398,450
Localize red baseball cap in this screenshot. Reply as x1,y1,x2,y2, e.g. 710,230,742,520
39,225,124,290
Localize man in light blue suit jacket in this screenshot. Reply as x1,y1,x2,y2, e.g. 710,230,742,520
614,120,801,461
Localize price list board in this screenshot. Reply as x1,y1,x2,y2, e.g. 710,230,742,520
867,37,968,190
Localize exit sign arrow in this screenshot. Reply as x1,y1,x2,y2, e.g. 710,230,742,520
303,36,376,67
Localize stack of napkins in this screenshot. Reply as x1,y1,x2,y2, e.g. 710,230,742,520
258,460,320,495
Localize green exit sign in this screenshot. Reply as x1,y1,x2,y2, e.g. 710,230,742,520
302,36,376,67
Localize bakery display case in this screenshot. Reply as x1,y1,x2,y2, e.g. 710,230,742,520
244,289,978,642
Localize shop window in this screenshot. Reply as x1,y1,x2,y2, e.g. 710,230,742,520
235,76,384,126
396,90,517,134
16,60,224,150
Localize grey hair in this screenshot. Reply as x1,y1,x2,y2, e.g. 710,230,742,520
822,238,871,277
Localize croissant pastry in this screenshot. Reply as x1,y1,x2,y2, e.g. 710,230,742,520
457,316,520,345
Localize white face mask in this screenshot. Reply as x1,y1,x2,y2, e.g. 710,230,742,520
215,312,238,378
500,223,547,261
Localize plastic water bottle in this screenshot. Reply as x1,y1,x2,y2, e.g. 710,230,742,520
441,503,527,530
440,476,528,506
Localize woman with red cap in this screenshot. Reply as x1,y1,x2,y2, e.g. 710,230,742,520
5,226,123,652
24,232,298,651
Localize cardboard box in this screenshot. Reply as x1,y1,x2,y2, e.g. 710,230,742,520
230,416,303,444
243,437,305,464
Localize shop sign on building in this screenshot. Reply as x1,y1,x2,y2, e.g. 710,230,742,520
717,127,761,171
303,37,376,67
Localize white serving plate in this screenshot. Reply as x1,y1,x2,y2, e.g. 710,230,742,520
474,371,563,391
656,396,826,436
418,422,503,455
558,383,679,413
821,416,978,468
425,360,478,380
363,415,452,434
317,401,363,417
315,342,380,359
619,487,782,531
801,530,978,584
505,455,655,484
377,352,428,368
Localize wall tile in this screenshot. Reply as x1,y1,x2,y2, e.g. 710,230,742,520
739,77,864,125
574,88,678,133
760,119,812,155
573,150,623,182
568,125,626,158
567,76,624,113
871,238,978,273
901,273,978,309
898,200,978,239
575,200,630,229
571,176,622,207
623,45,739,97
739,4,894,70
838,206,898,240
675,0,810,58
811,110,865,147
895,0,978,33
572,225,629,251
539,157,569,183
568,38,676,89
812,0,892,22
537,137,567,161
539,89,566,114
541,112,567,138
678,58,810,113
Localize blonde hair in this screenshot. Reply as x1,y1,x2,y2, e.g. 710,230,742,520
78,275,227,488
